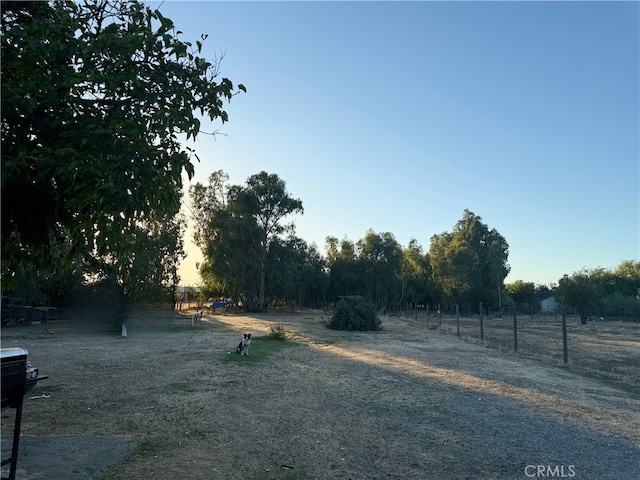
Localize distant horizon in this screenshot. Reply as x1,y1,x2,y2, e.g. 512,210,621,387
155,1,639,287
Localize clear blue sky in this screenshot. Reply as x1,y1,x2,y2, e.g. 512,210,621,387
153,1,639,287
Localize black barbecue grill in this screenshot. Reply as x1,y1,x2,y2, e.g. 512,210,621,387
1,348,48,480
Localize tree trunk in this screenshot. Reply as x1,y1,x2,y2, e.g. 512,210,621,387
259,251,266,312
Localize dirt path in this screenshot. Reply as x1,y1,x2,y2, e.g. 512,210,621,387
2,308,639,479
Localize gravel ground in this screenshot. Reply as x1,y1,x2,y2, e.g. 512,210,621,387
1,308,639,479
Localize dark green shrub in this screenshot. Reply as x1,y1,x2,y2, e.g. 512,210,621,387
326,297,382,331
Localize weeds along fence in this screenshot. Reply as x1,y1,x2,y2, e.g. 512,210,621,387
399,308,640,395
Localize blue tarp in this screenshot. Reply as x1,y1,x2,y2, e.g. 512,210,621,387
211,301,234,309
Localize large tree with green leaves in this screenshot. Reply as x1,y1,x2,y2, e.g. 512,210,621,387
325,236,360,299
231,172,304,310
190,171,262,304
400,239,433,307
266,236,327,308
356,230,403,308
189,171,303,311
1,1,244,294
429,210,510,310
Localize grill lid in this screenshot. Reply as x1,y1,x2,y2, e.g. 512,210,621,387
1,347,28,361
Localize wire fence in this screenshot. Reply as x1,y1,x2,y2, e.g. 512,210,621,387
395,307,640,395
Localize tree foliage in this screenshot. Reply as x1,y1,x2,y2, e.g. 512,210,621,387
231,172,304,309
429,210,510,309
324,232,434,311
87,213,187,304
189,171,304,311
505,280,536,308
356,230,404,307
266,236,326,308
400,239,433,305
325,236,358,299
1,0,244,295
556,262,640,322
190,180,640,323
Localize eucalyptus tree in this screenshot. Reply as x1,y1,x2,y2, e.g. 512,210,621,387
429,210,510,310
266,237,327,308
1,1,244,296
325,236,360,300
356,230,403,308
190,171,261,307
189,171,303,311
326,231,405,308
231,172,304,310
300,242,329,307
400,239,433,307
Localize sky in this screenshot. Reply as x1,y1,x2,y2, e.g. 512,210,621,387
151,0,640,287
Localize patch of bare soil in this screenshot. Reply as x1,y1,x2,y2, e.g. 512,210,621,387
1,307,639,480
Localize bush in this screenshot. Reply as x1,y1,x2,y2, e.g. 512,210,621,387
267,323,287,340
326,297,382,331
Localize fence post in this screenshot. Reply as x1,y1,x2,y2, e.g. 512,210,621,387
513,308,518,352
456,304,460,336
562,307,568,364
480,302,484,342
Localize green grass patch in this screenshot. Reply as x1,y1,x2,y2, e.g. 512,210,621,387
224,335,299,363
267,323,287,340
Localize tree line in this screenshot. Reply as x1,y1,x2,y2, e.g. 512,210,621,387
190,171,640,321
505,262,640,321
189,171,512,313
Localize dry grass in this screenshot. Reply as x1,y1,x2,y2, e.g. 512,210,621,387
400,311,640,395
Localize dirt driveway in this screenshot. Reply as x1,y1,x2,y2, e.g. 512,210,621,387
2,308,639,479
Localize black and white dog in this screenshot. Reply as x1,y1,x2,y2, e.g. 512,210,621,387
236,333,251,355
